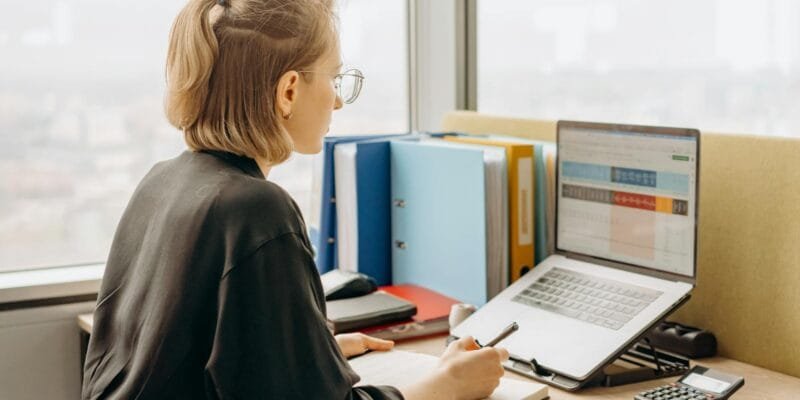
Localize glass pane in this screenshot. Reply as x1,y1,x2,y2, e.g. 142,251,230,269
478,0,800,138
0,0,408,272
0,1,186,272
269,0,409,222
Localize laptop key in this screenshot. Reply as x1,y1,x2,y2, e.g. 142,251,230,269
608,312,631,323
527,300,581,318
603,320,622,330
514,267,665,330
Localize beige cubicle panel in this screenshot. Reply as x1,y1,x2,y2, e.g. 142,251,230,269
441,111,800,378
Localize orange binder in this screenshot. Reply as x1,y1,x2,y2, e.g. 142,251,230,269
444,136,535,283
544,145,557,256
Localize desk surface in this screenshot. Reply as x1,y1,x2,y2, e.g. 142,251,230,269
78,314,799,398
78,313,93,334
395,335,800,399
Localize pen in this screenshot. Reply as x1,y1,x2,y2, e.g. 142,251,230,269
480,322,519,347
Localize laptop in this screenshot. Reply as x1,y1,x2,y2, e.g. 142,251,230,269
451,120,700,387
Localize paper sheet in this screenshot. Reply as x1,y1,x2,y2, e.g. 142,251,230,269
349,350,548,400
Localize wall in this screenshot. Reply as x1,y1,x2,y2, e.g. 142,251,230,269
0,302,95,400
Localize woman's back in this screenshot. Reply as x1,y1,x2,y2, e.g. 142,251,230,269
82,150,323,399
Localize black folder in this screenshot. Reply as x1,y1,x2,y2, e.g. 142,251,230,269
326,291,417,334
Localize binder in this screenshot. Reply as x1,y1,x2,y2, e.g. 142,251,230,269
533,144,548,264
544,145,557,255
390,140,507,306
333,135,418,285
487,136,557,265
532,142,557,263
311,134,402,274
444,136,535,283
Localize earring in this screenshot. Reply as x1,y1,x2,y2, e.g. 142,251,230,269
283,112,293,120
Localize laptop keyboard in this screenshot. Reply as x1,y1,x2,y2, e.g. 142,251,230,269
512,267,663,330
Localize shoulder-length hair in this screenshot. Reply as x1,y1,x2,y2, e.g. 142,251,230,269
165,0,337,164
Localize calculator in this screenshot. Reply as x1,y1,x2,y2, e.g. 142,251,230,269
634,366,744,400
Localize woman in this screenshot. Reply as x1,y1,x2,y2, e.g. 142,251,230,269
81,0,508,399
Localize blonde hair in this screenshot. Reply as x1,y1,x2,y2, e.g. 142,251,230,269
165,0,337,164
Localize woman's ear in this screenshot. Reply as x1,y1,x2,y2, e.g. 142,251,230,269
275,70,300,118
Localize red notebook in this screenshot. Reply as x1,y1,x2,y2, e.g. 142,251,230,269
361,284,461,341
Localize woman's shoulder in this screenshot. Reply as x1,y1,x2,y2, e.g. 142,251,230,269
213,174,307,241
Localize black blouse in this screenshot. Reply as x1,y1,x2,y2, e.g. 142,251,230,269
81,150,403,400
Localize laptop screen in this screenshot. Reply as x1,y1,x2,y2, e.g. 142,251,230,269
556,121,699,278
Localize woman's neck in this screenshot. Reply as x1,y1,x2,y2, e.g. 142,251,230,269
254,157,272,179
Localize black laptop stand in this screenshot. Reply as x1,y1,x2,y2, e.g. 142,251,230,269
501,337,690,390
583,339,690,388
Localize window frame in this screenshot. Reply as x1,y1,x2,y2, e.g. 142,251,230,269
408,0,477,132
2,0,472,304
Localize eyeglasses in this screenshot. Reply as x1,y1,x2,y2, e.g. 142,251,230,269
298,68,364,104
334,68,364,104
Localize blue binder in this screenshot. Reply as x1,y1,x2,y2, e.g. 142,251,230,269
390,140,489,306
315,135,388,274
354,141,393,284
334,135,418,285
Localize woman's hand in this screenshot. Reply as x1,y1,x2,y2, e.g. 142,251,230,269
335,333,394,358
400,336,509,400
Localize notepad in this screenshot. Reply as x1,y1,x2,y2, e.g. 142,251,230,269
349,350,548,400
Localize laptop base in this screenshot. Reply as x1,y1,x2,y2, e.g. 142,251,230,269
491,294,693,391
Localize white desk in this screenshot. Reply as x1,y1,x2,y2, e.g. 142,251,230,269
396,334,800,399
78,314,800,398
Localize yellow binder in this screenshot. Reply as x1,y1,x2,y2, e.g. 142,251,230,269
544,145,557,256
444,136,535,283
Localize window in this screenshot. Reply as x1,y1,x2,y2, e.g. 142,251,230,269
270,0,409,220
0,0,408,272
478,0,800,138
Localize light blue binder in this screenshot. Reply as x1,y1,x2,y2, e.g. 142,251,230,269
390,141,488,306
533,143,548,264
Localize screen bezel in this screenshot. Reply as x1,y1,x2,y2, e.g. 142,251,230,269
555,120,700,284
